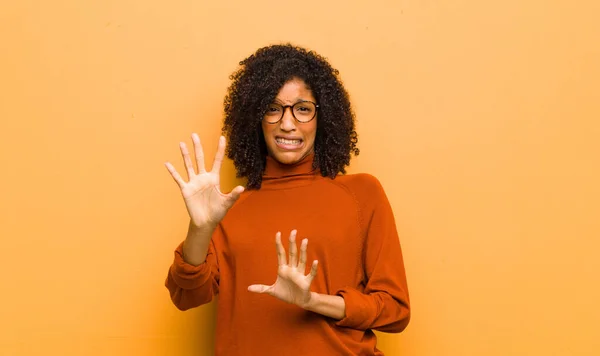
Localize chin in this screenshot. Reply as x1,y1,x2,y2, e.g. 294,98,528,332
270,150,310,165
273,152,303,164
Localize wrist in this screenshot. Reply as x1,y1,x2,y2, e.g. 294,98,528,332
189,219,217,233
302,292,320,311
182,220,216,266
301,292,346,320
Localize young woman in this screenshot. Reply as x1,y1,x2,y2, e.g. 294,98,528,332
165,44,410,355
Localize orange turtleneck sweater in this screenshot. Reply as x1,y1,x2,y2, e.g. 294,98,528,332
165,153,410,355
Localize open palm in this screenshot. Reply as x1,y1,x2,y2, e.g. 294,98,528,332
164,133,244,228
248,230,318,308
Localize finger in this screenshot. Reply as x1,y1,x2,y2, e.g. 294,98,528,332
297,238,308,273
225,185,245,205
248,284,272,294
288,230,298,267
179,142,196,180
192,133,206,173
307,260,318,283
275,232,286,266
223,185,245,210
211,136,226,174
164,162,185,188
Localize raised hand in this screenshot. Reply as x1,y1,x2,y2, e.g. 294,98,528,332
248,230,319,308
165,133,244,229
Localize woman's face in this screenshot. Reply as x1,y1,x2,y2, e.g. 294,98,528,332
261,78,317,165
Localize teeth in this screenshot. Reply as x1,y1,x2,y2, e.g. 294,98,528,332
277,138,302,145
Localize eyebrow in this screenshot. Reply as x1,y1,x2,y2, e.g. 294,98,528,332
273,98,311,105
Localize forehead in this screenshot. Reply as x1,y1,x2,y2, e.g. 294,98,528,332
274,78,315,103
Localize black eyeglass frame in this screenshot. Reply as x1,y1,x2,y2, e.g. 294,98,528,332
262,100,319,124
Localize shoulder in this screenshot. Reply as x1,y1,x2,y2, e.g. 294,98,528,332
332,173,386,196
328,173,389,210
328,173,393,233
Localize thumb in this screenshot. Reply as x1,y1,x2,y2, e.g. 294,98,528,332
248,284,271,294
224,185,245,207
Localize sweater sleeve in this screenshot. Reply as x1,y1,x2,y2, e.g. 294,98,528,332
335,174,411,333
164,229,221,311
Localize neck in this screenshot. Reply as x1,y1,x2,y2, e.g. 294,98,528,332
261,152,318,189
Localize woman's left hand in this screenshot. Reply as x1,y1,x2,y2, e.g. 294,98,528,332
248,230,318,308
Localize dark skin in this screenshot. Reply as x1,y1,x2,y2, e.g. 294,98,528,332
166,44,356,319
222,44,359,190
165,134,345,320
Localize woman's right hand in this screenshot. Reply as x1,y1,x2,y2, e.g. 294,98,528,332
165,133,244,230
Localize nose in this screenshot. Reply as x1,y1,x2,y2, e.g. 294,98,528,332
279,107,296,132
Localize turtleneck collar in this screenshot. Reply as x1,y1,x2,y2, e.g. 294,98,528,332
261,152,319,189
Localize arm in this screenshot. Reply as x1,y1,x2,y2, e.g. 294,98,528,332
163,133,243,311
165,222,222,311
182,220,216,266
335,175,411,333
303,292,346,320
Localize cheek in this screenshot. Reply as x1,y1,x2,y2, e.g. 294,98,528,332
261,122,271,140
306,122,317,140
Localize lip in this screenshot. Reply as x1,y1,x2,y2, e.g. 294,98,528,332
274,136,304,151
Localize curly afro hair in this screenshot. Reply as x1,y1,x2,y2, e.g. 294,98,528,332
222,43,359,189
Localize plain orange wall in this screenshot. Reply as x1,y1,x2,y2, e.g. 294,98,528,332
1,0,599,355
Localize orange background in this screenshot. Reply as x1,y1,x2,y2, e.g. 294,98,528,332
1,0,599,355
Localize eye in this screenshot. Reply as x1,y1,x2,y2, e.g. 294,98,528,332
294,102,315,114
266,104,282,114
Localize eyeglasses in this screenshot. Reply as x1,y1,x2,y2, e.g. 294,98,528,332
263,101,319,124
